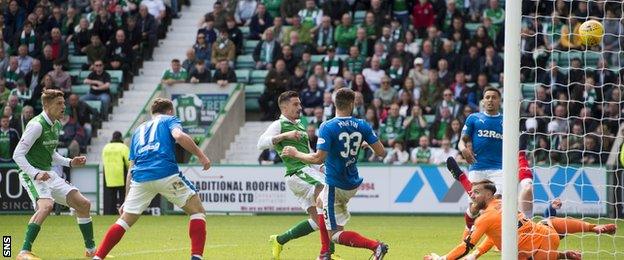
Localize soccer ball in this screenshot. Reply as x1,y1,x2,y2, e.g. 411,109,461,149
578,20,604,47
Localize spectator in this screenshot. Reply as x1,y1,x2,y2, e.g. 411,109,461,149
137,4,158,60
258,148,282,165
4,56,22,87
0,115,19,162
107,29,133,80
408,57,429,88
383,141,409,165
188,60,211,83
351,74,373,105
161,59,188,86
268,16,286,43
248,4,272,40
320,46,343,78
379,103,404,147
71,18,93,55
431,138,459,164
211,59,237,87
253,28,280,70
308,106,325,128
344,46,365,75
437,58,452,86
9,104,33,135
288,66,307,92
182,48,198,73
4,0,26,39
4,95,21,118
560,17,582,50
101,131,130,214
430,107,453,147
374,76,397,107
141,0,166,23
420,69,444,114
59,114,87,158
46,60,71,95
307,124,318,151
298,0,322,31
314,16,334,54
197,17,218,46
67,94,97,140
0,80,8,107
404,30,420,56
478,45,503,82
43,28,68,66
435,89,462,118
282,16,312,45
411,135,432,164
311,63,331,90
13,22,41,57
93,9,117,44
10,79,32,106
24,59,42,92
0,49,8,73
334,13,357,55
483,0,504,32
278,42,300,75
446,118,462,149
412,0,435,37
399,77,420,104
321,92,334,119
300,76,323,115
16,44,33,74
390,42,415,70
387,56,407,89
81,60,111,120
211,29,236,68
225,16,244,54
235,0,258,26
298,51,313,77
260,59,290,120
321,0,349,26
403,106,427,150
280,0,305,25
397,90,414,118
194,33,212,67
353,91,366,118
204,1,227,30
362,56,387,91
287,31,311,59
84,34,107,69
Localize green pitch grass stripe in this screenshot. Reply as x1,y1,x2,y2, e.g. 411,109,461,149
113,244,239,257
21,171,39,200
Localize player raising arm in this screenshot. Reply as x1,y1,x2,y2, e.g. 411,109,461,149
13,89,93,260
424,181,616,260
256,91,340,259
283,89,389,260
94,98,211,260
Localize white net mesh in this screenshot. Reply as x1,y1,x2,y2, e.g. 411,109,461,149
519,0,623,258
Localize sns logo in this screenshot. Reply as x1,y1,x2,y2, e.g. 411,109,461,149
395,166,466,203
533,167,600,203
2,236,10,257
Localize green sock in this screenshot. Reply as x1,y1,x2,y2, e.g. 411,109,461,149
22,223,41,251
77,218,95,249
276,219,316,245
330,242,335,253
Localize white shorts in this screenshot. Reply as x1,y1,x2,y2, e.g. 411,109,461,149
123,173,197,214
321,185,358,230
19,171,77,208
468,169,503,194
285,166,324,210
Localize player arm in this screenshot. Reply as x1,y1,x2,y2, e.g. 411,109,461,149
52,151,71,167
12,122,44,179
172,127,210,162
444,220,489,260
257,120,283,150
124,160,133,196
368,140,387,158
289,149,327,165
473,236,496,258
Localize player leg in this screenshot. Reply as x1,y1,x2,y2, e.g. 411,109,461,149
547,217,617,235
94,180,153,259
530,228,563,260
163,173,206,260
323,186,388,259
518,151,534,218
17,172,54,259
58,181,96,257
446,156,472,193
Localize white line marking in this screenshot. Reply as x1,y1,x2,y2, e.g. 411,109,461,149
113,244,238,257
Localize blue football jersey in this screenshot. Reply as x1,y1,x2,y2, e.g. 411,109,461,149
129,115,182,182
317,116,378,190
461,112,503,171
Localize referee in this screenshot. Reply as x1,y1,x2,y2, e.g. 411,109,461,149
101,131,130,214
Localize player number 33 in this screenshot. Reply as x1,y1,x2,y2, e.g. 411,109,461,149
339,132,362,158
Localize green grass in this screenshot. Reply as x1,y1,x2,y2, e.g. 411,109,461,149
1,215,622,259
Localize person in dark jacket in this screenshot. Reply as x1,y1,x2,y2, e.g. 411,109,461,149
252,28,281,70
259,59,290,120
136,4,158,60
67,93,98,140
248,3,273,40
188,60,211,83
212,59,237,86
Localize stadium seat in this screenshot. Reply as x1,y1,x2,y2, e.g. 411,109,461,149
556,50,583,68
236,55,255,69
424,115,435,125
354,11,366,24
68,55,87,69
250,70,268,84
584,51,602,68
245,84,265,111
244,40,258,54
311,55,323,63
71,84,90,95
235,69,250,84
521,83,536,99
465,23,481,35
84,100,102,113
108,70,123,83
240,26,250,38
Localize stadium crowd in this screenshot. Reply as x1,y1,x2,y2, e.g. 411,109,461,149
0,0,182,162
203,0,622,166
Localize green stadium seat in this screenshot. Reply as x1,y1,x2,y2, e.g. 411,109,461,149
465,23,481,34
69,55,87,69
109,83,120,96
79,70,91,82
424,115,435,125
236,55,255,69
584,51,602,68
522,83,536,99
244,40,259,54
556,50,583,68
250,70,268,84
240,26,250,37
245,84,265,111
71,84,90,95
354,11,366,24
235,69,250,84
311,55,323,63
85,100,102,112
108,70,123,83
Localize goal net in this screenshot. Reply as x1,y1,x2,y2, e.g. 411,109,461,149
515,0,623,258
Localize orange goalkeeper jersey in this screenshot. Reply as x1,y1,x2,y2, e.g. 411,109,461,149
445,199,558,260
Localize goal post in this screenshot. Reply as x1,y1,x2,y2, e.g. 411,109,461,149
501,0,522,258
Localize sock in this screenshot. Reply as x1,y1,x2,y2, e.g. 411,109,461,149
550,217,595,234
276,219,316,245
189,213,206,257
21,223,41,251
77,217,95,249
95,219,129,258
458,173,472,194
317,214,330,254
333,231,379,251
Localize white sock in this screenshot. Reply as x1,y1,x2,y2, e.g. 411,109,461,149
331,231,343,243
190,213,205,221
77,217,92,224
308,218,319,230
115,219,130,230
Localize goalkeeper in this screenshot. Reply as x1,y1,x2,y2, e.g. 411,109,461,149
424,181,617,260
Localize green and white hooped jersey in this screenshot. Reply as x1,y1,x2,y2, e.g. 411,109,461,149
257,115,311,176
173,94,203,128
25,114,62,172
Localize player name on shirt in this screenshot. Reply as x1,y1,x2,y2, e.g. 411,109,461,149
338,120,359,128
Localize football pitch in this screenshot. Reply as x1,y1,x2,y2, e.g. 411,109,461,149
1,215,622,259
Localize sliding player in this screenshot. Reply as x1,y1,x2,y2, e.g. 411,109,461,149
13,89,94,260
93,98,212,260
282,89,389,260
424,181,616,260
257,91,339,259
